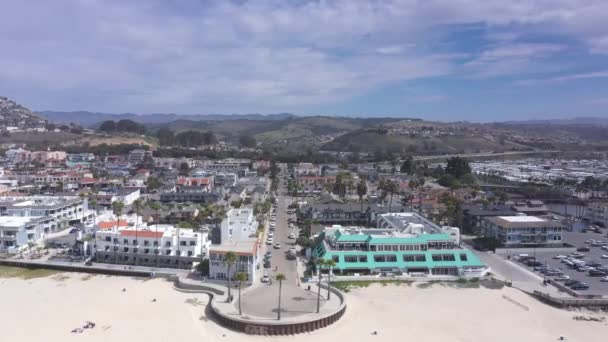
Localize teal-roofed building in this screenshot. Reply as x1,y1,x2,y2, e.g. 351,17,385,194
312,226,487,277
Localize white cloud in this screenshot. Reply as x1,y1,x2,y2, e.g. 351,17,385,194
0,0,607,113
516,70,608,86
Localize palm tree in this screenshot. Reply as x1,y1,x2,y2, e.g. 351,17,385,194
234,272,248,315
111,201,125,264
275,273,286,320
176,204,183,257
316,259,326,313
324,259,337,300
133,199,143,266
356,178,367,212
224,251,238,302
148,201,162,266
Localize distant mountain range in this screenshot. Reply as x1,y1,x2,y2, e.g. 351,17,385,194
37,111,296,127
0,96,45,129
498,117,608,126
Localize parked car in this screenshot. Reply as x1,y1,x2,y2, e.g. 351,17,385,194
570,283,590,290
553,255,568,260
587,261,602,268
601,254,608,259
564,280,581,287
266,239,273,245
589,269,608,277
263,261,271,268
553,275,571,281
600,276,608,282
273,243,281,249
577,247,590,252
261,274,270,283
288,233,296,239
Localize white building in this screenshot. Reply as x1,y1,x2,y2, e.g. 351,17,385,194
585,202,608,227
220,208,258,243
0,195,91,225
95,223,211,269
208,238,259,283
482,215,564,247
0,216,54,252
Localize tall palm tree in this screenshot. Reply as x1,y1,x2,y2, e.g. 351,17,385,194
148,201,162,267
275,273,286,320
224,251,238,302
235,272,248,315
324,259,337,300
356,178,367,212
316,259,326,313
111,201,125,264
176,204,183,257
133,199,143,265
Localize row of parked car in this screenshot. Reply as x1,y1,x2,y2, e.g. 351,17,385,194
517,254,608,291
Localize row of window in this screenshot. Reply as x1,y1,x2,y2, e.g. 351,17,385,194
103,246,194,256
103,237,194,246
338,253,468,263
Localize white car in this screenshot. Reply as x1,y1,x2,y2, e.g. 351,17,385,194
288,233,296,239
601,254,608,259
273,243,281,249
553,255,567,259
268,231,274,237
553,275,570,281
261,275,270,283
600,276,608,282
266,238,274,245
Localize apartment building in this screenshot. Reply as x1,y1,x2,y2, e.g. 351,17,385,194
585,202,608,227
0,216,55,252
208,239,259,282
0,196,89,224
220,208,258,243
95,224,211,269
482,215,564,247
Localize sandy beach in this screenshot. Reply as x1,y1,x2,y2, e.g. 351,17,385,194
1,270,606,342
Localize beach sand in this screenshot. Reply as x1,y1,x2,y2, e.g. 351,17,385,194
1,272,606,341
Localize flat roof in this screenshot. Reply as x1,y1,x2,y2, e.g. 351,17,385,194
210,238,258,256
0,216,46,227
498,216,545,223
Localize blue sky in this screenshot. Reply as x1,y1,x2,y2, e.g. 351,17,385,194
0,0,607,122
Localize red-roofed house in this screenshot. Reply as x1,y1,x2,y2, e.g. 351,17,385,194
176,177,213,191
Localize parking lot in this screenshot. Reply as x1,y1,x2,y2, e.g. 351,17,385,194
515,231,608,296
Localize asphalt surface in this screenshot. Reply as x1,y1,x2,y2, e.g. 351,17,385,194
239,166,325,318
514,231,608,296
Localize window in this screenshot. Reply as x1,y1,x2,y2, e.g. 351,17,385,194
165,250,171,255
105,237,111,242
358,255,368,262
153,241,158,246
144,241,149,246
433,254,456,261
165,241,171,247
374,255,396,262
332,255,339,263
188,251,193,257
133,239,138,246
145,248,150,254
180,241,187,246
123,239,128,244
345,255,358,263
190,241,196,246
460,253,468,261
415,254,426,262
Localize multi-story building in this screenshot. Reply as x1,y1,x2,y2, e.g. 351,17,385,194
66,153,95,167
0,216,55,252
208,238,259,282
176,176,213,191
220,208,258,243
312,225,486,277
95,224,210,269
481,215,564,247
0,196,89,225
159,187,220,203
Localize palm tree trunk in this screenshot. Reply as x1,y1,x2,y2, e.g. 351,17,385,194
277,280,283,320
327,267,332,300
316,269,322,313
226,265,232,301
238,282,242,315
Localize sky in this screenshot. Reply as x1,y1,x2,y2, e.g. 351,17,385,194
0,0,607,122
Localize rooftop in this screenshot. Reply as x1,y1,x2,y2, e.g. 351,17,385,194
209,238,258,256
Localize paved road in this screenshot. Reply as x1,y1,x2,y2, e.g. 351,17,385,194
414,150,560,161
240,166,325,318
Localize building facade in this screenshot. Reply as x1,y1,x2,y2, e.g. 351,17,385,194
482,216,564,247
